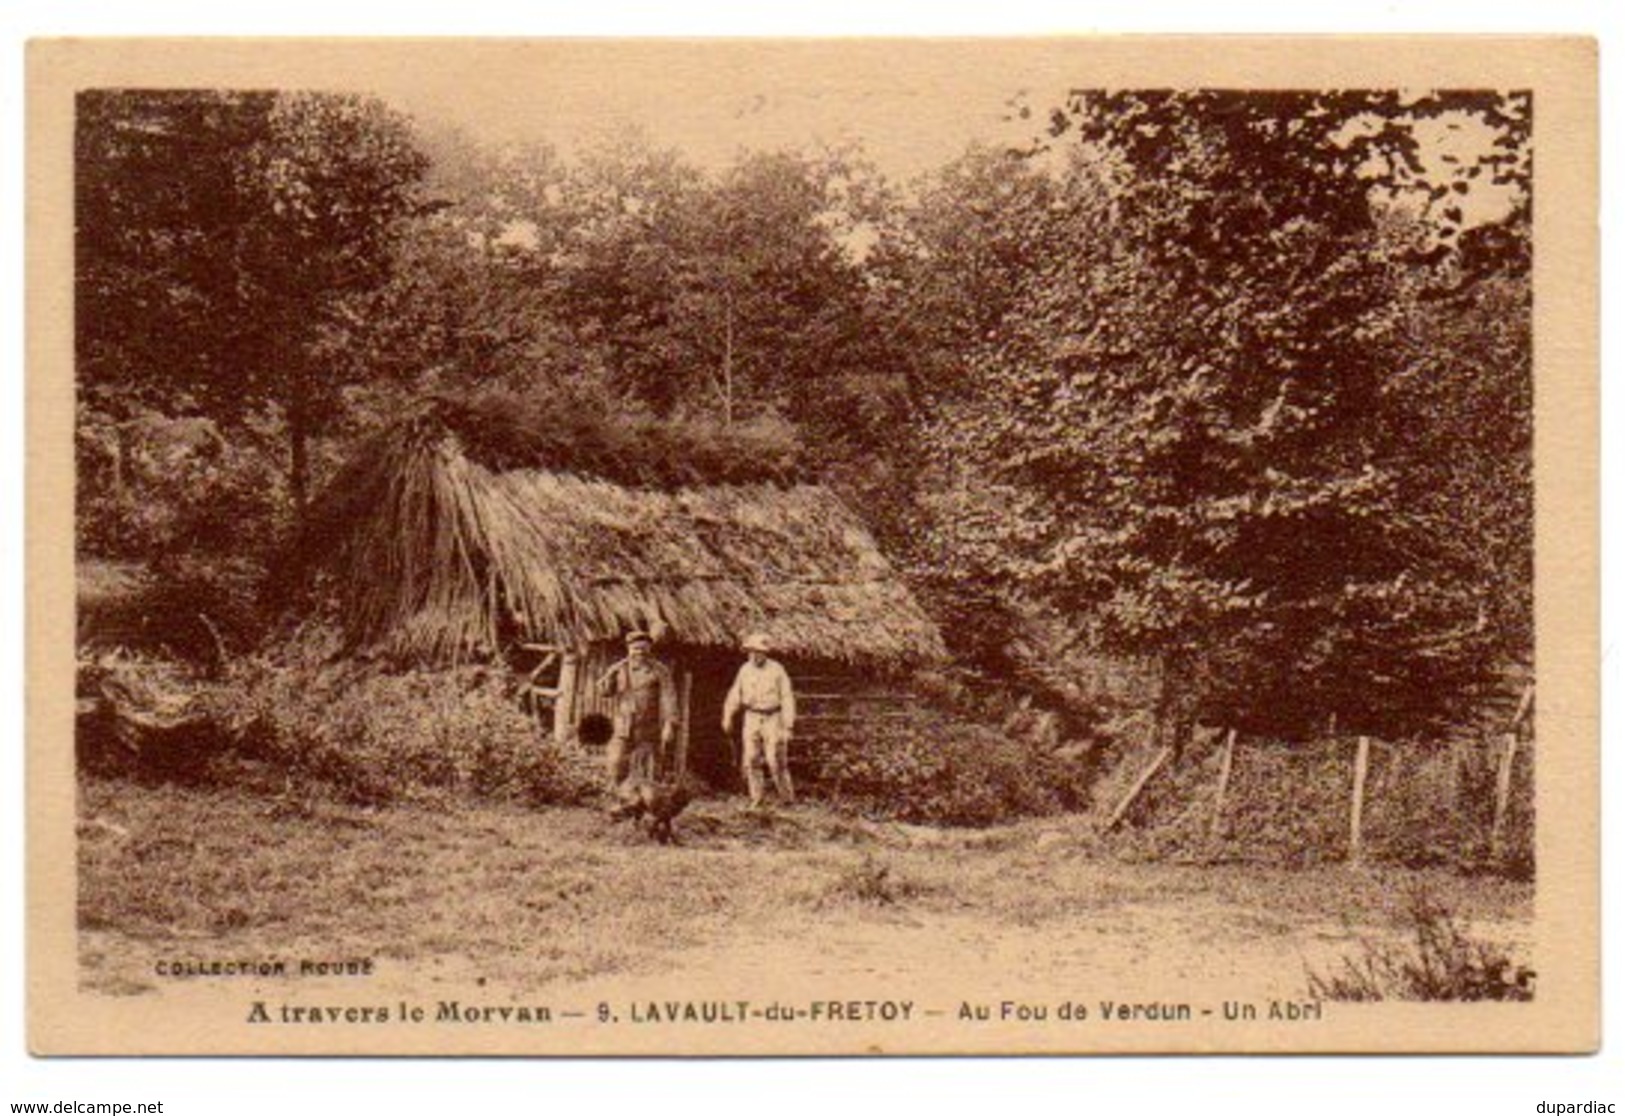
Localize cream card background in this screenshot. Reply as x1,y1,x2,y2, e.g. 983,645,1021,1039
6,2,1618,1111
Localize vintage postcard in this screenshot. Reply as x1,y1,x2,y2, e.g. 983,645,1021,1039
27,37,1597,1055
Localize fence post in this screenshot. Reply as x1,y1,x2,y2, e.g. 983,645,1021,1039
1105,746,1175,832
1349,736,1371,866
1489,732,1520,864
1209,728,1237,841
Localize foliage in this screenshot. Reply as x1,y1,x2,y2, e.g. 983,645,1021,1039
77,89,430,508
207,657,602,806
1101,730,1533,873
1102,733,1352,866
901,91,1533,741
425,388,806,487
74,83,1539,841
1306,892,1535,1001
76,405,286,655
1384,266,1533,662
1045,91,1531,256
801,710,1094,827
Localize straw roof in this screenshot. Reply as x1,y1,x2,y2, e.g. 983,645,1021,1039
297,407,945,667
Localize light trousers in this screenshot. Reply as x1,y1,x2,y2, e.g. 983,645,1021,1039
741,711,794,805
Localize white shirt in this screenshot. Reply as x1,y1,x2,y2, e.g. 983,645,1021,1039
723,657,796,732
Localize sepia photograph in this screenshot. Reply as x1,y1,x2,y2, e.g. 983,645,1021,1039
25,36,1598,1057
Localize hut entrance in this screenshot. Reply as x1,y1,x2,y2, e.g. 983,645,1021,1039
546,643,742,792
685,651,746,792
543,643,919,796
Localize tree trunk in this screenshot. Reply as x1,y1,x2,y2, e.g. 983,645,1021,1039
1154,649,1196,760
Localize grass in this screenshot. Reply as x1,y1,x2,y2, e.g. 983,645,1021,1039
818,852,933,908
1305,892,1536,1001
77,776,1534,998
79,779,860,991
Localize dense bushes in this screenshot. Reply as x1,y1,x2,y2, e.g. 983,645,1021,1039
79,646,609,808
799,710,1095,827
204,657,604,807
76,408,288,660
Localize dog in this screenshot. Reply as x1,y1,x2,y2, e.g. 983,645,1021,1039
609,778,693,845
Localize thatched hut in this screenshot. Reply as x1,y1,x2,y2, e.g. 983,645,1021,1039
293,396,945,789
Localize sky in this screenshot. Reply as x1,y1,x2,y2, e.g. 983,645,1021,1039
343,41,1048,185
329,41,1523,228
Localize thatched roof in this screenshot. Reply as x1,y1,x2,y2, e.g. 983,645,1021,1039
296,403,945,667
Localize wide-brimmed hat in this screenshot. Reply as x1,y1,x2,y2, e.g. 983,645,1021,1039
742,632,771,653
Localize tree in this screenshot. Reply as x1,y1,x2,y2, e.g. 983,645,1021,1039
77,89,430,512
485,138,912,468
912,91,1532,742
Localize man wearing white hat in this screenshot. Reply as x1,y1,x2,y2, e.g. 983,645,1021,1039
722,632,797,808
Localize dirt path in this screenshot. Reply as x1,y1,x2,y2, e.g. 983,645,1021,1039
553,890,1531,1006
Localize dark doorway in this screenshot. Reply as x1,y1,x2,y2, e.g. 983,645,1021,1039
684,650,743,792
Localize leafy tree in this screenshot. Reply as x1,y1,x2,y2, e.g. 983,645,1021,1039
77,89,429,513
502,141,898,433
860,147,1069,676
912,91,1532,742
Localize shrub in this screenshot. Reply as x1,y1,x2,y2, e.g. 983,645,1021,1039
77,406,287,661
1101,732,1349,865
1307,893,1535,1001
799,710,1094,827
820,853,929,907
206,655,603,806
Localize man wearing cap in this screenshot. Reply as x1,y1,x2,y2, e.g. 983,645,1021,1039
598,629,679,790
722,633,797,807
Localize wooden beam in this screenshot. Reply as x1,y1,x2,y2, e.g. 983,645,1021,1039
527,652,559,682
1348,736,1371,866
1105,746,1174,832
552,652,579,748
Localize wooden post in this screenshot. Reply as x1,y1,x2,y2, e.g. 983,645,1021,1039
1489,732,1520,863
676,670,694,778
1105,746,1174,832
1510,683,1535,731
1209,728,1237,841
1348,736,1371,866
552,652,579,747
